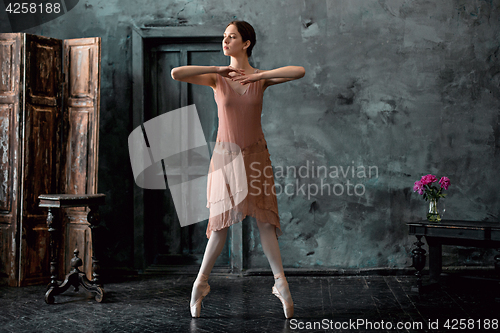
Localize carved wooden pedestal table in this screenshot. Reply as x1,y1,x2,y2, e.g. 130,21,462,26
39,194,106,304
408,220,500,295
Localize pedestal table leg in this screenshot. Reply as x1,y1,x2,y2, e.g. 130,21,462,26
87,205,104,302
411,235,426,293
495,252,500,303
495,253,500,277
45,207,59,304
428,239,442,283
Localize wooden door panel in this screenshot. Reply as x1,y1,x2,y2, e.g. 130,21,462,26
0,104,13,211
0,33,21,286
0,104,16,284
145,47,183,266
27,38,60,106
0,35,19,213
61,38,100,280
25,105,57,214
24,34,61,213
0,37,16,94
62,38,100,195
155,51,181,117
21,104,58,285
0,226,14,284
68,45,94,98
66,108,90,194
19,218,50,285
20,34,61,286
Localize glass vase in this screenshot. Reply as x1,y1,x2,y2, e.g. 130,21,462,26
426,198,441,222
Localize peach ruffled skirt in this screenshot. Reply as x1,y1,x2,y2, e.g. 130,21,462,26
206,137,282,239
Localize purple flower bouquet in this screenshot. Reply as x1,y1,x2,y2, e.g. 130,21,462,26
413,174,450,222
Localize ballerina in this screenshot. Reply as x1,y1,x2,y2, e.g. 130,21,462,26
171,20,305,319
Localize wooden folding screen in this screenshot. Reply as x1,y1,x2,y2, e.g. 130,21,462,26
59,38,101,287
0,33,100,287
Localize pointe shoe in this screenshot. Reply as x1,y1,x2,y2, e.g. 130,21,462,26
190,273,210,318
272,273,294,319
190,284,210,317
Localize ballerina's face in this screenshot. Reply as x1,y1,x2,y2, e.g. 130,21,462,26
222,24,249,57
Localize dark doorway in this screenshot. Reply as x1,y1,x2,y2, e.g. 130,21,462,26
135,32,232,273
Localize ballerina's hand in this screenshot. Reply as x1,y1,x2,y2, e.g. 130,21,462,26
231,73,262,85
216,66,245,78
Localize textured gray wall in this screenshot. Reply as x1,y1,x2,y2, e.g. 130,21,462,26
2,0,499,271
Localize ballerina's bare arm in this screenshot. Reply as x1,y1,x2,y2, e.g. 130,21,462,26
231,66,305,88
171,66,245,88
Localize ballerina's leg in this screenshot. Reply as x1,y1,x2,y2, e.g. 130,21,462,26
190,227,229,306
256,220,293,306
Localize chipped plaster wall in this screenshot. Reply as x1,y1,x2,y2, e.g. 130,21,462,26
1,0,499,271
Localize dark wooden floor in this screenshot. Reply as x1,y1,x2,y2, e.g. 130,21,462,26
0,273,498,333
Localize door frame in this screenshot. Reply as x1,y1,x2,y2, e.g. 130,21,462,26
131,26,243,274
